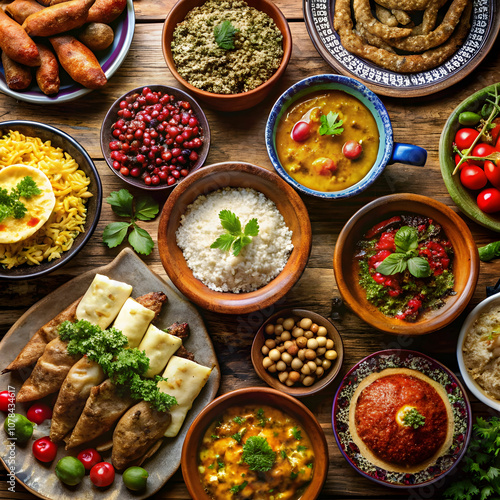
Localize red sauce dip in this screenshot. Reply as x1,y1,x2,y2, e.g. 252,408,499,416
354,374,448,466
27,217,40,227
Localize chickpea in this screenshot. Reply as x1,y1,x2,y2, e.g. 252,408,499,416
317,326,328,336
288,371,301,383
316,366,324,378
269,349,281,362
281,352,293,365
274,324,284,335
287,344,299,356
314,357,322,366
292,327,304,338
277,345,286,353
326,339,334,350
276,360,287,372
261,346,270,356
265,339,276,349
305,349,317,360
304,330,314,339
283,317,295,331
296,336,308,349
299,317,313,330
276,317,284,325
325,350,338,361
284,340,293,350
265,324,275,335
307,361,317,372
317,347,326,356
281,331,291,342
263,357,273,369
310,323,319,334
285,378,295,387
291,358,303,371
307,338,319,350
278,371,289,383
298,349,306,361
303,376,315,387
317,336,327,347
301,364,311,375
300,374,305,382
268,363,277,373
275,336,282,344
322,359,332,370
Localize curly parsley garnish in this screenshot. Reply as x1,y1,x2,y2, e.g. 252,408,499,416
214,20,239,50
319,111,344,136
210,210,259,256
0,176,41,223
242,436,276,472
402,408,426,429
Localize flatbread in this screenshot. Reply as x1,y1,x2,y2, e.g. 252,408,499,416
0,164,55,244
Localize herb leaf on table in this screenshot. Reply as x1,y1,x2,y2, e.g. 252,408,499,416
319,111,344,136
214,20,239,50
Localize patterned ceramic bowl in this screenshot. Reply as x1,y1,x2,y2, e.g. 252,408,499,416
332,349,472,488
265,74,427,199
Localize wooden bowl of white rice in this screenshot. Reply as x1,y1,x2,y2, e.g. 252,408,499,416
158,162,312,314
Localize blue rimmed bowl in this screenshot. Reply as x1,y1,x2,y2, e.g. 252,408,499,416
265,74,427,199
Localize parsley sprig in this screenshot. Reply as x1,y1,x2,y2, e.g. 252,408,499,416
214,20,239,50
242,436,276,472
102,189,159,256
210,210,259,256
0,176,41,223
376,226,431,279
319,111,344,136
402,408,425,429
230,481,248,494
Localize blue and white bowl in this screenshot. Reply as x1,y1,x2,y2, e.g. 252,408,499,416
265,74,427,199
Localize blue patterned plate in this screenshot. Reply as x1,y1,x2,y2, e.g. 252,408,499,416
332,349,471,488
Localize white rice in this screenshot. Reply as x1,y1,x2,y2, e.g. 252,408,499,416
176,187,293,293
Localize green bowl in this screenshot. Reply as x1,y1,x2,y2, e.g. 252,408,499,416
439,82,500,232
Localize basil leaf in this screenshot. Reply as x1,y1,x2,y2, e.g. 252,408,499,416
102,222,131,248
106,189,134,218
128,225,154,255
135,195,159,221
394,226,418,253
376,253,407,276
407,257,432,278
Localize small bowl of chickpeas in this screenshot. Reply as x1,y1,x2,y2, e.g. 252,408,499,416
251,308,344,397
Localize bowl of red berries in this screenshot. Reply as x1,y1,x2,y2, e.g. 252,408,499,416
100,85,210,190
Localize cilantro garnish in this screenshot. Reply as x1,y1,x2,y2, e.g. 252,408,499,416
280,450,287,459
232,431,244,443
233,416,246,424
291,427,302,440
376,226,431,279
307,463,313,468
402,408,426,429
214,20,239,50
210,210,259,256
256,408,267,427
230,481,248,494
102,189,159,256
297,445,307,452
290,471,298,479
208,463,215,469
319,111,344,136
242,436,276,472
0,176,41,223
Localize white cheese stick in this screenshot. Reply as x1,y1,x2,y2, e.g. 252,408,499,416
112,298,155,348
158,356,212,438
138,324,182,378
76,274,132,329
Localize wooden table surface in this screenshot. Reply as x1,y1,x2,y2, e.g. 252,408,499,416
1,0,500,498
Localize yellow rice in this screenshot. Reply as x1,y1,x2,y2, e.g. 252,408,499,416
0,130,92,269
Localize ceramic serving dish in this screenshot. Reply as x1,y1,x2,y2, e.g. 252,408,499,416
332,349,472,488
162,0,292,111
440,82,500,232
100,84,210,191
251,308,344,397
0,248,221,500
0,0,135,104
266,74,427,199
457,292,500,412
157,162,312,314
0,120,102,281
333,193,479,335
182,387,329,500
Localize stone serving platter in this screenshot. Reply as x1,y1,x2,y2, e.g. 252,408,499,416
0,248,221,500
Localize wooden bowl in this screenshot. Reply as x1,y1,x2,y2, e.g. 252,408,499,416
158,162,312,314
181,387,329,500
162,0,292,111
333,193,479,335
251,308,344,397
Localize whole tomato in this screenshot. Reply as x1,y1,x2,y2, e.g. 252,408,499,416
0,391,15,412
455,128,479,150
90,462,115,488
484,160,500,189
27,403,52,424
490,117,500,143
470,143,495,166
342,140,363,160
291,121,311,142
460,165,488,190
477,188,500,214
32,437,57,462
77,448,102,471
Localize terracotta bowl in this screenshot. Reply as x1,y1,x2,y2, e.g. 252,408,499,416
251,308,344,397
158,162,311,314
162,0,292,111
181,387,329,500
333,193,479,335
100,84,210,192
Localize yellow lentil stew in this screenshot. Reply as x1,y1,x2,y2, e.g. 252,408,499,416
199,405,314,499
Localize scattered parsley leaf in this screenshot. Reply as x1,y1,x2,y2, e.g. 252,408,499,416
106,189,134,218
256,408,267,427
128,225,155,255
291,427,302,440
232,432,243,443
242,436,276,472
230,481,248,494
217,458,225,469
102,222,131,248
319,111,344,136
297,445,307,452
214,20,239,50
307,463,313,468
211,210,259,256
0,176,41,223
211,434,218,439
290,471,298,479
233,416,246,424
208,463,215,469
135,195,159,221
402,408,425,429
280,450,287,459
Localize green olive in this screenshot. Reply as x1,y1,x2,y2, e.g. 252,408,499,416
458,111,481,126
55,456,85,486
123,466,149,491
3,413,34,444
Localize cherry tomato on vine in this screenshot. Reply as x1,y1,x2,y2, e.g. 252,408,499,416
490,117,500,143
460,165,487,190
0,391,15,412
32,437,57,462
90,462,115,488
470,143,495,166
77,448,102,471
484,160,500,189
27,403,52,424
291,121,311,142
477,188,500,214
342,140,363,160
454,153,473,171
454,128,479,150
